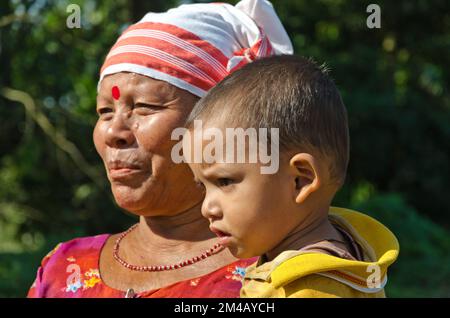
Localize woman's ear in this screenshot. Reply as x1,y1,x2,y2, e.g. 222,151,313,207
289,153,321,204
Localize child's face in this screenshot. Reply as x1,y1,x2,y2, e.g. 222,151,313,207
188,157,301,259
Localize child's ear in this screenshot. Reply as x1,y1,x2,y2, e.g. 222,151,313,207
289,153,321,204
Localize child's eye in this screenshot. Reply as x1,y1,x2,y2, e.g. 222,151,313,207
217,178,233,187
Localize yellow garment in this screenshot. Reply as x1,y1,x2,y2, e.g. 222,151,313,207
240,207,399,298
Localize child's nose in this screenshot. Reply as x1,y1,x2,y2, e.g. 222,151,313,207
201,196,222,221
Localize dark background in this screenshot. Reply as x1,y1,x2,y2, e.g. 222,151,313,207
0,0,449,297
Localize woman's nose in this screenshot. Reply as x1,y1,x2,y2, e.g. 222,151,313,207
105,112,136,148
201,195,223,221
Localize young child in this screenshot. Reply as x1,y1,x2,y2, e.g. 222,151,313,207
182,55,399,298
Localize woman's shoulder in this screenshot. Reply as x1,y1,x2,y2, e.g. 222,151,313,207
27,233,115,298
40,234,110,266
55,234,110,254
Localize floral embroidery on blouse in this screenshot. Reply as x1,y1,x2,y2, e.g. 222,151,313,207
190,278,201,286
65,280,83,293
226,265,247,281
63,257,102,293
83,269,101,289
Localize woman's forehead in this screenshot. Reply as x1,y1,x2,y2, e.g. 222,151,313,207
98,72,178,98
100,72,171,89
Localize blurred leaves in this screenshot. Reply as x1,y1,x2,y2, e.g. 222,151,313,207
350,191,450,297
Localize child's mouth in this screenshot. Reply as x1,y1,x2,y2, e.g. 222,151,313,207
209,226,232,246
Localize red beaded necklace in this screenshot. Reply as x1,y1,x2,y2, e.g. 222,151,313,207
113,224,225,272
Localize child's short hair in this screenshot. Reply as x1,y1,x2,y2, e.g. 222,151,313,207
186,55,349,186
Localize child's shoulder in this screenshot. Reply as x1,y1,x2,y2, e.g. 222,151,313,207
242,256,386,298
241,207,399,298
283,274,385,298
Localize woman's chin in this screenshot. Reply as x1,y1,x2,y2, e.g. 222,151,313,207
110,180,204,217
111,185,156,213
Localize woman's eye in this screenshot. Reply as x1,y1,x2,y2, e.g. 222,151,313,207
134,103,164,112
97,107,113,117
217,178,233,187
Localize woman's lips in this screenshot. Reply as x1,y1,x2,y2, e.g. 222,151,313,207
108,161,146,181
108,167,144,180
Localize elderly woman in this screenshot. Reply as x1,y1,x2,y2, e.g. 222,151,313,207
28,0,292,298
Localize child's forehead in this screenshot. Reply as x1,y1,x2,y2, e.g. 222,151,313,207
197,161,232,172
191,161,248,175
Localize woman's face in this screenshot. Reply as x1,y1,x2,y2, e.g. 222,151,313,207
94,72,203,216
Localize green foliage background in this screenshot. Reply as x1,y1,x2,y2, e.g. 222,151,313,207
0,0,449,297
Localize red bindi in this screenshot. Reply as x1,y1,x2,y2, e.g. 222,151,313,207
112,86,120,100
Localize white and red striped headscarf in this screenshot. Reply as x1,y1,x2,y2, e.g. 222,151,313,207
99,0,293,97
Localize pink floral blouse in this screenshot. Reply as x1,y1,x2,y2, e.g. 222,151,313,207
27,234,257,298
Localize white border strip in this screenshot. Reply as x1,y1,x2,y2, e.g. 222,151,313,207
99,63,207,97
